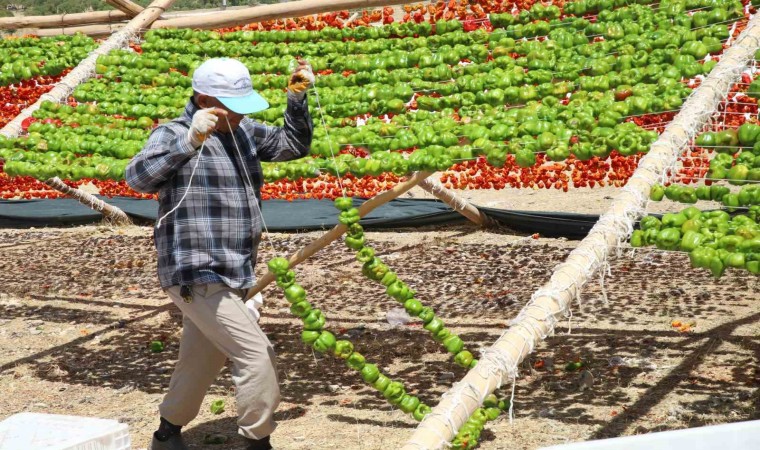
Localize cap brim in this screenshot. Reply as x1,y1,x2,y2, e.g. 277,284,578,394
218,91,269,115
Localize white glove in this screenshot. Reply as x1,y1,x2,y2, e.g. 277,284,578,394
188,107,219,148
287,61,315,101
245,292,264,322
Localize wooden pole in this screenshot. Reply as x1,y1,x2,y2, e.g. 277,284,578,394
417,177,490,226
245,171,433,301
105,0,145,18
0,10,129,30
400,15,760,450
33,23,125,37
44,178,131,225
152,0,417,30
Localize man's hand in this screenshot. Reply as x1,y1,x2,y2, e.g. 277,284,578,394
287,59,315,101
188,107,227,148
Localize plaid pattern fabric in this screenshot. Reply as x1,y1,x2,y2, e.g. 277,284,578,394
126,96,312,289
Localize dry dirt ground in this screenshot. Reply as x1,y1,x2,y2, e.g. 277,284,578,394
0,187,758,450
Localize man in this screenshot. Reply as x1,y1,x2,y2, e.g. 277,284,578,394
126,57,314,450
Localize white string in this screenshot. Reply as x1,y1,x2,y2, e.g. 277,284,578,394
155,139,207,229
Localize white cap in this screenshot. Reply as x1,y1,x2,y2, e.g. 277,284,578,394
191,57,269,114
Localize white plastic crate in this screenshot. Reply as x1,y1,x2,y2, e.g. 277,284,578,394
0,413,130,450
539,420,760,450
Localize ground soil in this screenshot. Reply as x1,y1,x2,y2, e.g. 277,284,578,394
0,187,758,450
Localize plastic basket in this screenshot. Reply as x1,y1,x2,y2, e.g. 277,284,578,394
0,413,130,450
539,420,760,450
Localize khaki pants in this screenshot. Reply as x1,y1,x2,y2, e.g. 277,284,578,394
159,283,280,439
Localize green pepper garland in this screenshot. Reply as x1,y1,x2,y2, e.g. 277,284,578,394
335,198,477,369
268,256,435,421
334,197,520,449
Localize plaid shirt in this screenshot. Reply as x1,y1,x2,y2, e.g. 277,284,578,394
126,96,312,289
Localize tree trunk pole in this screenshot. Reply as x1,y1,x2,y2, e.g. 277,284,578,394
418,177,490,226
0,10,129,30
44,178,131,225
105,0,146,18
245,171,433,300
400,14,760,450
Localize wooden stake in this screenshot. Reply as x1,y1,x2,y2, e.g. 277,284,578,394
0,10,129,30
150,0,418,30
418,177,490,226
245,171,432,300
44,178,131,225
105,0,145,18
399,16,760,450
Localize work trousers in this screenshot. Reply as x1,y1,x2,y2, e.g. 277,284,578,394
159,283,280,439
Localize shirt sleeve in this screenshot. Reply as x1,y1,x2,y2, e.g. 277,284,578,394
247,93,313,162
125,124,197,194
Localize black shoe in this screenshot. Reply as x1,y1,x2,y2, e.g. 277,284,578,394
150,433,188,450
245,435,272,450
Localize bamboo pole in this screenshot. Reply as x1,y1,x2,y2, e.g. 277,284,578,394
417,177,490,226
105,0,145,18
33,23,125,37
44,177,131,225
33,0,416,36
244,171,433,301
152,0,417,30
0,10,129,30
400,15,760,450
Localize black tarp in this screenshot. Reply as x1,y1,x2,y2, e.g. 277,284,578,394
0,197,600,239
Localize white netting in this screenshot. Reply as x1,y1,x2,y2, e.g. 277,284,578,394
403,14,760,450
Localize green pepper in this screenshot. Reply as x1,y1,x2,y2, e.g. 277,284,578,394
373,374,390,392
360,363,380,383
284,283,306,304
418,307,435,323
680,230,704,252
650,184,665,201
719,235,745,252
640,216,662,231
399,395,421,414
413,403,432,421
383,381,406,405
313,331,337,354
662,212,688,228
150,340,164,353
711,185,730,201
696,186,711,200
339,208,361,225
423,317,444,334
334,340,354,359
454,350,474,368
380,271,398,287
738,123,760,146
443,335,464,354
276,270,296,289
348,223,364,236
346,351,366,370
303,309,326,331
356,247,375,263
433,327,451,342
345,234,365,250
404,298,423,316
656,228,681,250
210,399,225,415
290,301,312,318
630,230,645,247
334,197,354,211
267,257,290,275
728,164,750,186
301,330,320,345
725,252,746,268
